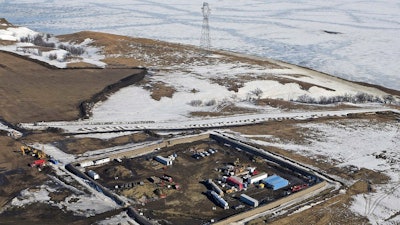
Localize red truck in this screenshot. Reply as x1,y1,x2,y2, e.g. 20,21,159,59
31,159,46,167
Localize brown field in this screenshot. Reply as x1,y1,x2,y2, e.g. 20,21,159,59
0,51,144,123
0,136,48,209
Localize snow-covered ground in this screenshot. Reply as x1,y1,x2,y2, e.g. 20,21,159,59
95,211,138,225
21,107,398,134
1,0,399,90
239,119,400,225
9,181,119,217
0,25,106,68
89,57,394,123
0,121,22,137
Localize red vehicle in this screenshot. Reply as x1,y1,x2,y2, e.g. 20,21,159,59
291,184,308,192
31,159,46,167
162,174,173,183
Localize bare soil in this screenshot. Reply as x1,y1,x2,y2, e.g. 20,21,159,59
0,136,48,209
0,51,145,123
91,139,314,225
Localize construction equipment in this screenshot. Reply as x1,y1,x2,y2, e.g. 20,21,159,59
20,146,31,155
291,184,308,192
32,149,47,159
20,145,47,159
234,158,240,166
30,159,46,168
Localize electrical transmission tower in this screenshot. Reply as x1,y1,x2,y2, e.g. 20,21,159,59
200,2,211,53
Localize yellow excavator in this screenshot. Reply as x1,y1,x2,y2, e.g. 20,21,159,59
20,146,32,155
32,148,47,159
20,145,47,159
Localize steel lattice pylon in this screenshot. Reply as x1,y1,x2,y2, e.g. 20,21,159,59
200,2,211,53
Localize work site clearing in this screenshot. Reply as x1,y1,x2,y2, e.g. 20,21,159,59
0,18,399,225
75,135,323,225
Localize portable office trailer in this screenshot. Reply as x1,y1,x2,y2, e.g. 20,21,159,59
240,194,259,207
248,172,268,184
79,160,94,168
155,155,172,166
262,174,289,190
206,179,224,196
87,170,100,180
93,157,110,166
208,190,229,210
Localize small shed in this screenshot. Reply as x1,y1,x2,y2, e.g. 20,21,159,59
262,174,288,190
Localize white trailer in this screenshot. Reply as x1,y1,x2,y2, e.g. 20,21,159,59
208,190,229,209
206,179,224,196
155,155,172,166
79,160,94,168
248,172,268,184
240,194,259,207
93,157,110,165
87,170,100,180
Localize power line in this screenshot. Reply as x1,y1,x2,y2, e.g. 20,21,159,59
200,2,211,53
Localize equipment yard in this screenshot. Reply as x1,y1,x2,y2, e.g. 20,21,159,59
71,134,327,225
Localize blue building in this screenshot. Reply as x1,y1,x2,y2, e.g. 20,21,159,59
262,174,288,190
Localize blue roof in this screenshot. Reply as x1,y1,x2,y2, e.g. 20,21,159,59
262,175,289,190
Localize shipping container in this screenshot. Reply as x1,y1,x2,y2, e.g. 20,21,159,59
240,194,259,207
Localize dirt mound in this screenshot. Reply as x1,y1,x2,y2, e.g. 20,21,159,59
104,165,133,179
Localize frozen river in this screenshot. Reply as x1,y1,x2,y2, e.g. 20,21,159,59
1,0,399,90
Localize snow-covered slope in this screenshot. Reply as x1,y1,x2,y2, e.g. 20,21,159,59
1,0,399,90
0,23,106,68
90,54,395,123
1,22,398,125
